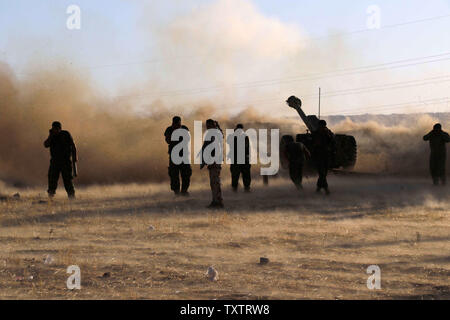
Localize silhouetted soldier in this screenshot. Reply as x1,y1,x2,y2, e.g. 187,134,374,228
201,119,224,208
311,120,335,195
281,135,310,190
423,123,450,185
228,124,251,192
164,116,192,195
44,121,77,199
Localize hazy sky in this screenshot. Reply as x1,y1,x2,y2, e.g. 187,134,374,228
1,0,450,115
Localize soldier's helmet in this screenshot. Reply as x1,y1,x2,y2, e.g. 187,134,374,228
433,123,442,131
318,120,327,128
52,121,62,129
172,116,181,124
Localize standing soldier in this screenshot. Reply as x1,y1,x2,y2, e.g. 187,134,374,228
281,135,310,191
311,120,335,195
228,124,251,192
44,121,77,199
164,116,192,196
423,123,450,185
201,119,224,208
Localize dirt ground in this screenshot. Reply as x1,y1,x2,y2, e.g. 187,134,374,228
0,174,449,300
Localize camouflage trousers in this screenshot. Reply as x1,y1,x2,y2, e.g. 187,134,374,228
430,153,446,185
208,164,223,204
48,160,75,197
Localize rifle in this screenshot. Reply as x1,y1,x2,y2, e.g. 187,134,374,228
72,148,78,178
72,160,78,178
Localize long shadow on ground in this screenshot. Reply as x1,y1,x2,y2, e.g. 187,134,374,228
1,177,448,227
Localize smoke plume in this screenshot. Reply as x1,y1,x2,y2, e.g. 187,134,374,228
1,0,449,187
0,62,448,187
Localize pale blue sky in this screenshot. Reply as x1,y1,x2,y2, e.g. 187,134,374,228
1,0,450,114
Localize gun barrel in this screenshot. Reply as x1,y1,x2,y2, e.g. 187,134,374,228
295,106,317,132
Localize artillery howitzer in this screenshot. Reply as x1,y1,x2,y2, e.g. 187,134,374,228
281,96,357,170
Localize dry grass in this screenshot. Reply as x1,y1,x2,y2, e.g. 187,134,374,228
0,175,449,300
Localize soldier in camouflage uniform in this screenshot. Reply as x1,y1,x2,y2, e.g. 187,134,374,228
201,119,224,208
164,116,192,196
44,121,77,199
423,123,450,185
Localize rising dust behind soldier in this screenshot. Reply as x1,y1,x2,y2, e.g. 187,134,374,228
312,120,335,195
201,119,224,208
44,121,77,199
164,116,192,196
423,123,450,186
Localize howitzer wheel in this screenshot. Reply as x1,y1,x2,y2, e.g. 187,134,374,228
336,134,358,170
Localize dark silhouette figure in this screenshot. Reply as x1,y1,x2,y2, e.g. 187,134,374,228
201,119,224,208
227,124,251,192
44,121,77,198
423,123,450,185
164,116,192,195
311,120,335,195
282,135,310,190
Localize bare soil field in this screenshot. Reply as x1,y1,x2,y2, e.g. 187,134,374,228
0,175,449,300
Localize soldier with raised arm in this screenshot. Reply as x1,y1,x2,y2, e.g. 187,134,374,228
423,123,450,186
44,121,77,199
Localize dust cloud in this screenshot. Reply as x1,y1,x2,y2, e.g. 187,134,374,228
1,0,449,187
0,62,448,187
333,116,449,175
